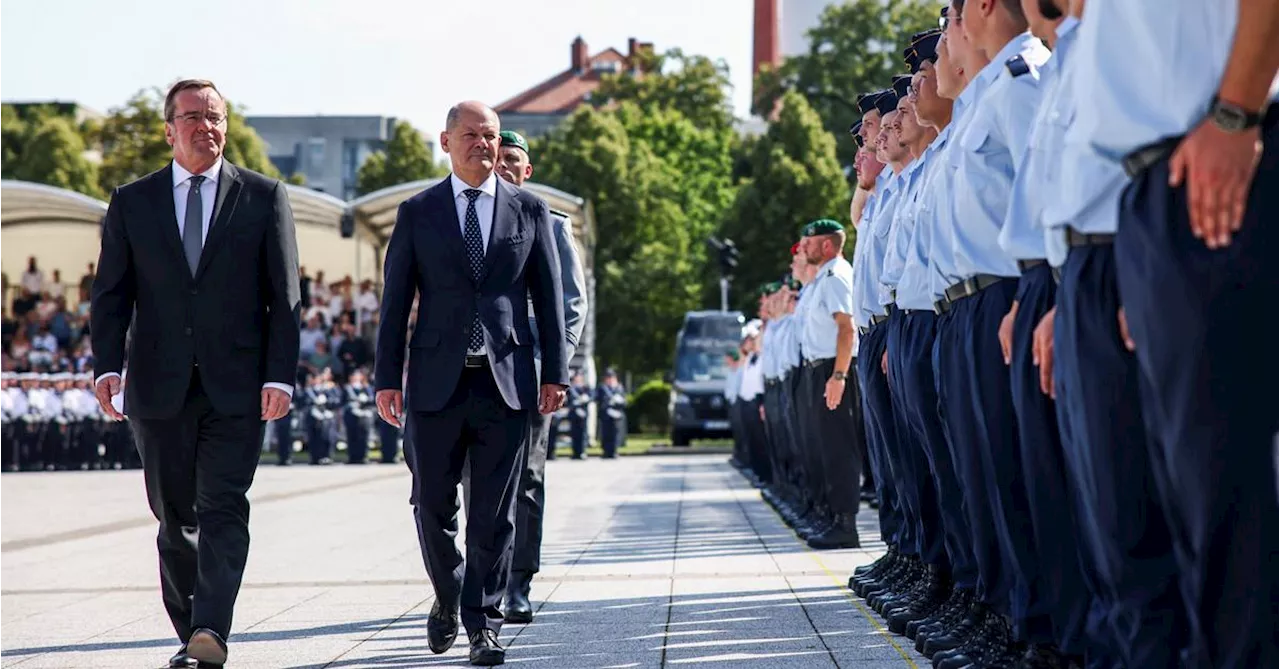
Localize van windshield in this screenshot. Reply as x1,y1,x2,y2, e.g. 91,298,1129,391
674,336,737,382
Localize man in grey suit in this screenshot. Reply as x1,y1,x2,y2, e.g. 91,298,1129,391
492,130,588,624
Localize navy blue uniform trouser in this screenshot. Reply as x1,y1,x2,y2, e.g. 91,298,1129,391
886,309,944,565
344,412,369,464
802,359,862,519
781,370,815,508
1114,113,1279,669
898,310,972,582
1009,264,1092,653
933,297,1009,609
1054,244,1187,669
796,365,829,514
856,322,903,547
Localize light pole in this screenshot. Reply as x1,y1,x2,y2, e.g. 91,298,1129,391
706,237,740,312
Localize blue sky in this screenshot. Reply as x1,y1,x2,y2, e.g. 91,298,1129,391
2,0,757,156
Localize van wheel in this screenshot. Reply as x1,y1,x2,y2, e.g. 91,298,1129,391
671,430,690,447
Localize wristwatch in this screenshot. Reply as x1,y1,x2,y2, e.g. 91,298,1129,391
832,371,848,381
1209,96,1263,132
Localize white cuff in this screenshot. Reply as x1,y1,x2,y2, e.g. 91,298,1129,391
263,382,294,398
94,372,121,386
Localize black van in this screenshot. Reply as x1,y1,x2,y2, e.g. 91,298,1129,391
667,310,744,446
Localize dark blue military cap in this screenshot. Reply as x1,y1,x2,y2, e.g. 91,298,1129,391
892,75,913,99
856,90,888,115
849,119,863,137
904,29,942,72
874,90,899,116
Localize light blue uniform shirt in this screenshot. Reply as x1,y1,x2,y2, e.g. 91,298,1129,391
770,315,796,377
854,173,901,325
929,86,982,298
950,33,1050,278
724,366,742,402
897,128,952,310
849,188,880,328
759,320,778,381
1004,20,1074,263
880,154,930,307
800,256,855,361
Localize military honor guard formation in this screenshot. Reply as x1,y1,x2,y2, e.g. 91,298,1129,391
725,0,1277,668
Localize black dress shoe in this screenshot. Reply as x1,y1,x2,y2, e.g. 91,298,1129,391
504,571,534,624
469,629,506,666
428,601,460,654
185,629,227,666
168,646,198,668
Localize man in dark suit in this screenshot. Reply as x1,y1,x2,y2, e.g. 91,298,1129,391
91,79,301,669
492,130,588,626
374,101,568,667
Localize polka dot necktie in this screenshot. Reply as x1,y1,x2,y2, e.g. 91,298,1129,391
463,189,485,353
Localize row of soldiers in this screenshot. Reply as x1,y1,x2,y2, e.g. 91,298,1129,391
1,372,136,471
725,220,870,552
850,1,1275,668
731,0,1277,668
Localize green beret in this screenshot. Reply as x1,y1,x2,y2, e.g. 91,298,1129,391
499,130,530,156
729,349,741,361
803,219,845,236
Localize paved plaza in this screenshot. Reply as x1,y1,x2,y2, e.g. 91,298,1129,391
2,455,923,668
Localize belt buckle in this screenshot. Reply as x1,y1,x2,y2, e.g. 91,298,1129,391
464,356,485,368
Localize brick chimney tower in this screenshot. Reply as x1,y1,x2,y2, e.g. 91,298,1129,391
571,36,589,74
752,0,780,102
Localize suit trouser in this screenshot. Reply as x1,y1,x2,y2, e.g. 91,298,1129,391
404,366,528,636
1054,244,1187,668
1114,116,1279,669
933,301,1008,609
130,368,264,642
795,369,828,513
802,359,862,519
1008,264,1092,653
897,310,971,579
886,309,942,562
856,322,904,548
512,410,552,576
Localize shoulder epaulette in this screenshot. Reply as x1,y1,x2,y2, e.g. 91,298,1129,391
1005,54,1030,78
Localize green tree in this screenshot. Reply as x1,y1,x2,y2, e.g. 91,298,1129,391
11,115,103,198
722,90,848,313
1,104,29,179
355,120,446,196
223,102,282,179
594,49,736,134
754,0,940,174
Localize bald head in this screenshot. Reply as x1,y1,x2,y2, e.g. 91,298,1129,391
441,100,501,186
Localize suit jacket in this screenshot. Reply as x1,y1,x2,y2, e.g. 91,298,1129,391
527,211,587,363
375,176,568,412
91,161,302,419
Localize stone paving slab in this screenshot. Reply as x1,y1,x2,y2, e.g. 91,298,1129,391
2,456,921,668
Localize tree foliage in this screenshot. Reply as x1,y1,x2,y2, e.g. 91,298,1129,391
355,120,446,196
533,49,738,378
722,91,849,313
1,104,103,198
753,0,940,174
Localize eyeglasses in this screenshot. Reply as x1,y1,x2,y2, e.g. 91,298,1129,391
170,112,226,126
939,10,961,29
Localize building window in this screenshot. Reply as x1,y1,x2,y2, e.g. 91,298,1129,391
307,137,326,177
592,60,621,73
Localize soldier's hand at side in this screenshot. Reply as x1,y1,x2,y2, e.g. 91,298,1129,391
1117,307,1135,352
376,390,404,427
999,301,1018,365
1168,119,1263,249
881,350,888,376
95,376,124,421
1032,307,1056,399
824,377,845,410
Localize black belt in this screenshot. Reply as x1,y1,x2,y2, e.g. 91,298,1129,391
1121,137,1180,178
1017,259,1046,272
943,274,1005,304
857,325,871,336
765,379,779,388
1066,229,1116,247
933,298,951,316
871,313,889,326
805,357,833,368
464,355,488,368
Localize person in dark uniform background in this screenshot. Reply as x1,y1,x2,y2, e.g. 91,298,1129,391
595,369,627,459
566,371,591,460
343,368,374,465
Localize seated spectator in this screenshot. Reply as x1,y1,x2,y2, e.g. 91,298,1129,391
300,314,326,356
20,257,43,296
47,270,65,300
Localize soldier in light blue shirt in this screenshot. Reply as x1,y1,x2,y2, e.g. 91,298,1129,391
879,29,992,635
794,219,863,551
1072,1,1278,667
786,247,827,532
987,6,1097,666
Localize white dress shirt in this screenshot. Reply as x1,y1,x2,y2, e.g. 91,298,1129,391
95,159,293,398
450,172,498,355
738,353,765,401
